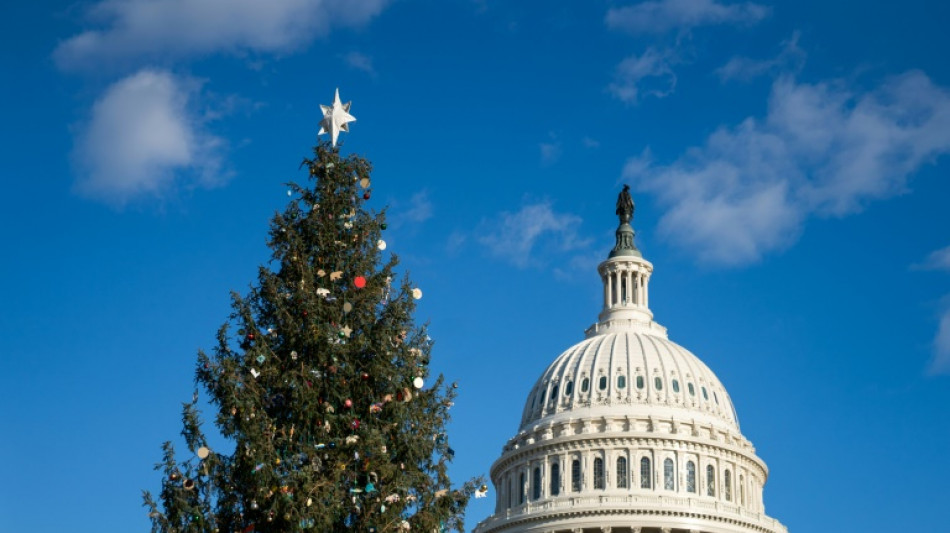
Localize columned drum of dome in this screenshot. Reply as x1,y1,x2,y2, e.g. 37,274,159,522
473,188,787,533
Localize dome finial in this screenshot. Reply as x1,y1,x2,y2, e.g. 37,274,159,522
610,184,641,258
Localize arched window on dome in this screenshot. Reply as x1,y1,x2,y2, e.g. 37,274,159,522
550,462,560,496
664,458,675,491
706,465,715,496
519,472,526,504
581,378,590,393
507,475,512,509
617,457,628,488
550,384,558,400
572,459,581,492
714,391,720,405
702,387,709,400
672,379,680,393
686,461,696,493
598,375,608,390
565,381,573,396
640,457,652,489
724,469,732,501
593,458,605,489
636,375,644,389
617,375,626,389
688,382,695,396
654,377,663,390
739,474,745,506
532,466,542,500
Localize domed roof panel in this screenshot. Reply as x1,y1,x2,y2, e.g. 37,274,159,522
518,330,739,432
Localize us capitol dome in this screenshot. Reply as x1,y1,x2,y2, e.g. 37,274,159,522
473,187,788,533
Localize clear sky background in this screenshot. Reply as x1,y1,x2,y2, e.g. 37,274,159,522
2,1,950,531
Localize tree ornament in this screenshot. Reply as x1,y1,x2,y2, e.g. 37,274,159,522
354,276,366,288
317,88,356,147
360,177,370,188
250,500,259,510
291,350,298,360
344,398,353,409
183,478,195,491
381,223,388,230
377,240,386,250
197,446,210,459
413,377,424,389
363,192,371,200
412,288,423,300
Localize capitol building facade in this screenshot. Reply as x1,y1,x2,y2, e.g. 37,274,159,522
473,188,787,533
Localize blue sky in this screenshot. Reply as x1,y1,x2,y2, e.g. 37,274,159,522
2,0,950,531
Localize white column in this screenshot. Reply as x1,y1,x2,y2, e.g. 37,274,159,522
625,270,632,305
604,272,610,308
636,273,643,307
607,272,613,308
643,273,649,308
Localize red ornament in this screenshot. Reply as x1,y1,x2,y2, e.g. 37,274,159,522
247,333,255,340
354,276,367,288
351,419,361,430
363,192,370,200
361,372,370,381
344,399,353,409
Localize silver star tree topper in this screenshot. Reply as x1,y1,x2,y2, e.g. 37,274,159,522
318,88,356,146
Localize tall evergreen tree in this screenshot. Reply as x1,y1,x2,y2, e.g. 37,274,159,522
143,140,480,533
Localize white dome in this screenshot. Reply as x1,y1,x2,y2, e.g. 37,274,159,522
474,190,787,533
519,331,740,434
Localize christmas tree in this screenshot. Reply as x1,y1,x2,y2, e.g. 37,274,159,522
143,97,481,532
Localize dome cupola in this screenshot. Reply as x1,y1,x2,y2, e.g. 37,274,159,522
473,187,787,533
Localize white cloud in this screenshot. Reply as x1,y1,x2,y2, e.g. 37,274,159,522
477,202,591,268
716,32,805,83
389,190,433,229
403,190,433,223
73,69,226,205
930,305,950,375
624,71,950,265
343,51,376,76
606,0,769,34
540,141,562,165
918,246,950,272
609,47,678,103
54,0,389,71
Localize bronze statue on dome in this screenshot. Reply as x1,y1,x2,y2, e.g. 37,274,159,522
616,184,635,224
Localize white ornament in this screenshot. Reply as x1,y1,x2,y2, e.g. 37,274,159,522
377,240,387,250
413,376,424,389
412,288,423,300
318,88,356,147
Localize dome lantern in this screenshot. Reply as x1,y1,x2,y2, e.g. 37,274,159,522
589,185,664,339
